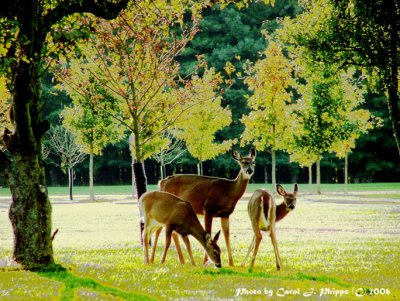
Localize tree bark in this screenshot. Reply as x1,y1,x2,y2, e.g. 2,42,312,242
344,153,348,194
68,168,74,201
197,161,203,175
387,0,400,157
316,158,321,195
89,141,94,201
271,150,276,192
308,164,312,194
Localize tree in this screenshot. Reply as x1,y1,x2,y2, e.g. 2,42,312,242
291,67,360,194
174,67,236,175
178,1,300,154
61,103,125,201
151,131,186,180
54,2,204,200
0,0,128,268
328,71,379,193
46,126,86,200
278,0,400,157
241,40,294,189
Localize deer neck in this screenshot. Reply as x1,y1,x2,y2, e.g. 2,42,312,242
276,202,290,222
231,170,250,198
189,224,207,247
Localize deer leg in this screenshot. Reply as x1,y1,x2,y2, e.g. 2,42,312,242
241,235,256,267
181,235,196,266
143,225,150,265
270,225,281,270
161,226,173,264
203,213,213,265
150,228,162,263
221,216,234,266
250,232,262,269
172,231,185,264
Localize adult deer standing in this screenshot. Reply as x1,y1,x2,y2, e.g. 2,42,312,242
241,184,298,270
140,191,222,267
159,147,256,266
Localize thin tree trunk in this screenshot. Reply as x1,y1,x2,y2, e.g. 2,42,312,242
89,141,94,201
308,164,313,194
68,168,74,201
271,150,276,191
133,160,147,246
264,164,268,184
344,153,348,194
197,161,203,176
316,158,321,195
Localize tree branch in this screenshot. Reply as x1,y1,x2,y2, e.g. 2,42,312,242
43,0,129,31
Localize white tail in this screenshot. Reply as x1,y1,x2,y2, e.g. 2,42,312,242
241,184,298,270
139,191,222,267
159,147,256,266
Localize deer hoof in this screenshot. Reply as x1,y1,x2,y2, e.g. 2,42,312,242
277,265,281,271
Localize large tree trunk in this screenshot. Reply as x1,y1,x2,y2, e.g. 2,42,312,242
308,164,312,194
8,155,54,266
6,56,54,267
0,0,128,269
387,1,400,157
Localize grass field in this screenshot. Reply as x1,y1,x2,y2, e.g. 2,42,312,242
0,185,399,300
1,182,399,197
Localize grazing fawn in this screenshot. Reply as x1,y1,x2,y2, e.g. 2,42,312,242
158,147,256,266
139,191,222,267
241,184,298,270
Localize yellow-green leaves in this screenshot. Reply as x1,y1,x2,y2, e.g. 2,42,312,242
241,40,294,152
174,68,235,163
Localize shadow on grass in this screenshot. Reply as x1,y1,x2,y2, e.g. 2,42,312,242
34,264,155,301
201,268,352,288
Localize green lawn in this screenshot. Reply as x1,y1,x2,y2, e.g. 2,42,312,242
0,182,399,197
0,191,399,300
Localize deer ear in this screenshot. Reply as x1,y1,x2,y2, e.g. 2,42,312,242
231,149,241,161
294,183,298,194
276,184,286,196
213,230,221,242
249,147,256,159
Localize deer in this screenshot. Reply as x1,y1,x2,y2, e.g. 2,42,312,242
241,184,298,270
139,191,222,267
158,147,256,266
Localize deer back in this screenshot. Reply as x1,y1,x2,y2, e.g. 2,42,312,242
140,191,200,235
160,174,248,217
248,189,277,232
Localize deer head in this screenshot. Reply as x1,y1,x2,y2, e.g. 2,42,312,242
277,184,298,210
204,230,222,267
232,147,256,179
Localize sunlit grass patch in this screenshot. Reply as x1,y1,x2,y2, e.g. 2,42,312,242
1,190,399,300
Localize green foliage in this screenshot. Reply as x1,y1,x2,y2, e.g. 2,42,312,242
61,104,125,156
241,40,294,152
174,67,236,163
277,0,400,155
